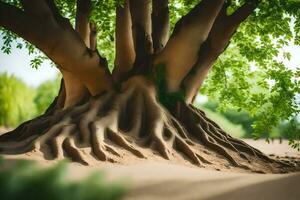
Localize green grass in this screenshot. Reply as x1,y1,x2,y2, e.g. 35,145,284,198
0,158,127,200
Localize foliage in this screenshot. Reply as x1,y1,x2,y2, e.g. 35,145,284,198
0,73,36,127
34,76,61,114
198,0,300,145
274,118,300,150
0,73,61,127
201,100,300,143
201,47,299,143
1,0,299,147
0,159,127,200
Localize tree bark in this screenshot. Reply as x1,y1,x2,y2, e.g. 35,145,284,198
113,0,136,81
59,0,94,108
89,23,98,51
76,0,92,46
0,1,114,96
152,0,169,53
183,1,259,103
154,0,225,92
129,0,153,74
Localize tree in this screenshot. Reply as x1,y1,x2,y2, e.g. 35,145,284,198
0,0,299,173
0,73,36,127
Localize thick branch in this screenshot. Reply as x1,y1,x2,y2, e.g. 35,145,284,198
20,0,53,16
50,0,98,109
60,70,89,107
89,22,97,51
129,0,153,74
154,0,225,92
183,1,259,103
76,0,92,46
0,2,114,96
230,0,259,27
56,0,94,108
112,0,135,81
152,0,169,53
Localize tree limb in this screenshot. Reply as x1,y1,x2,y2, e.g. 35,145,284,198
183,1,259,103
60,69,89,107
154,0,225,92
76,0,92,47
20,0,53,16
89,22,97,51
112,0,135,81
230,0,259,27
129,0,153,74
0,1,114,96
56,0,94,108
152,0,169,53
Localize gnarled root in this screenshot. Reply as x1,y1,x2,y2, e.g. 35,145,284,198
0,77,299,173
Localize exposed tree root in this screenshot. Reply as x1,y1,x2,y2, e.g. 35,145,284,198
0,77,299,173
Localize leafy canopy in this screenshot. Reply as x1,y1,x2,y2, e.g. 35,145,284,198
0,0,299,144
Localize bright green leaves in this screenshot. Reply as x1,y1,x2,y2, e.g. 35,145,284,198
169,0,197,31
201,45,299,146
197,0,300,148
0,0,299,68
202,48,251,110
0,29,15,54
90,0,118,70
154,64,186,110
55,0,77,21
30,55,47,69
250,61,299,140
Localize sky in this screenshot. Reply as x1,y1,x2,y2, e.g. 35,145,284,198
0,42,59,87
0,39,299,89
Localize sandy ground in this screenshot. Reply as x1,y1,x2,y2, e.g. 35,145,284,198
1,126,300,200
61,161,298,200
71,139,300,200
2,157,300,200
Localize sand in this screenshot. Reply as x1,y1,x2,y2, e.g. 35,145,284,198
1,137,299,200
58,161,298,200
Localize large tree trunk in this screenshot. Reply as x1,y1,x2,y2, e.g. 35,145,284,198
0,0,299,173
0,76,298,173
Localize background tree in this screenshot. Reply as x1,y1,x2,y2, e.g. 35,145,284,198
0,0,299,173
34,76,61,115
0,73,36,127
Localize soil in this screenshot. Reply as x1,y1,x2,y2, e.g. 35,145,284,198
1,123,300,200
